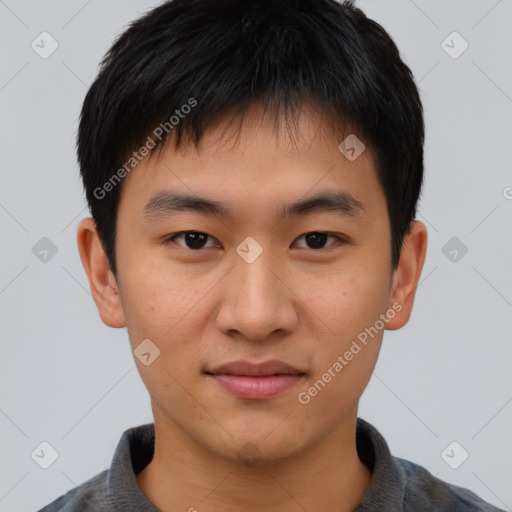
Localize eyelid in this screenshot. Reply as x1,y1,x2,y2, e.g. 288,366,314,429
165,231,220,249
291,232,345,250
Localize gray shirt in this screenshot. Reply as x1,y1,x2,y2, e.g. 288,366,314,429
38,418,505,511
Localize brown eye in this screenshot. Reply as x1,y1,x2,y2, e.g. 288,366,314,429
167,231,219,250
293,232,343,250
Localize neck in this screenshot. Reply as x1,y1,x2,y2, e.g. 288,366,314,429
136,410,372,512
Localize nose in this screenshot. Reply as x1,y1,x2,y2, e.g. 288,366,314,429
215,245,298,342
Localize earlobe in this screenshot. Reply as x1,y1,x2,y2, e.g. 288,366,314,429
77,218,126,328
385,221,428,331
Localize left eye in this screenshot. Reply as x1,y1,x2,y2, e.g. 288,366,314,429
165,231,343,251
293,232,342,250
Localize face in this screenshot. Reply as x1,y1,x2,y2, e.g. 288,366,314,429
92,103,411,463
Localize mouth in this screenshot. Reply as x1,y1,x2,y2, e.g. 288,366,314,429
204,360,307,400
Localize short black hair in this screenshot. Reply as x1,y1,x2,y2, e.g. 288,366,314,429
78,0,424,276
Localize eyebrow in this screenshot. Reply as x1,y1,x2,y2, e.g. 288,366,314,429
143,190,365,221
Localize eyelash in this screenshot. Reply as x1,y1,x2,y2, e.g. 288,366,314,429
163,231,347,251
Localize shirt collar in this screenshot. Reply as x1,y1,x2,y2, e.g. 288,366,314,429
106,418,406,511
106,422,159,511
354,417,407,510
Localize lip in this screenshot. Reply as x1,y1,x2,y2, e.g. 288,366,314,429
205,360,306,400
207,359,305,376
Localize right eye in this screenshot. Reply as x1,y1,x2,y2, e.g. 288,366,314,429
164,231,221,250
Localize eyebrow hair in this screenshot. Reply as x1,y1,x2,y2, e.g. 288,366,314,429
143,190,365,221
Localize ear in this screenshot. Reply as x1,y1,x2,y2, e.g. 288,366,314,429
385,221,427,330
77,218,126,328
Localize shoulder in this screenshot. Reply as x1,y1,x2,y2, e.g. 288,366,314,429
37,469,117,512
397,457,505,512
355,418,504,512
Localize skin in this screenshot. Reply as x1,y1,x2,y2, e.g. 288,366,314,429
78,102,427,512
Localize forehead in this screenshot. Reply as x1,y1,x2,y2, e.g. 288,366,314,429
118,102,383,218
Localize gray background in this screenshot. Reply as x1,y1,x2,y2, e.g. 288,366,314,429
0,0,511,510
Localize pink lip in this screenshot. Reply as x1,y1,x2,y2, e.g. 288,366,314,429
207,359,304,376
205,359,306,400
209,374,303,399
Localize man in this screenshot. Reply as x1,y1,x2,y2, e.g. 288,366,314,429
39,0,504,510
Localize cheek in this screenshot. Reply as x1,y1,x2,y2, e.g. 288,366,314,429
297,267,390,409
302,264,391,343
117,242,188,323
296,272,387,417
118,269,213,379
